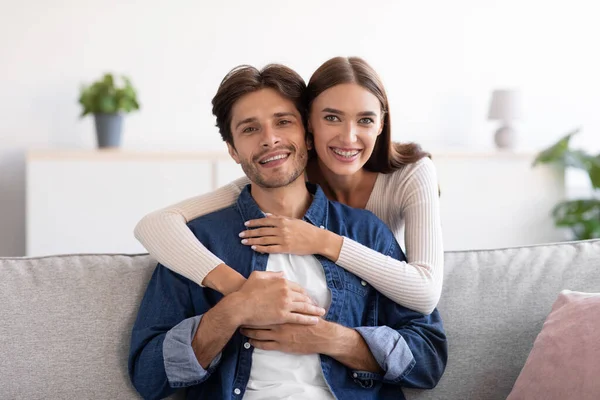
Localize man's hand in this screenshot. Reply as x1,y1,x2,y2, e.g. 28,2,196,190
235,271,326,327
240,320,333,354
241,320,383,374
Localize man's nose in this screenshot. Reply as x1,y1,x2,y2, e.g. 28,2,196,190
260,125,281,147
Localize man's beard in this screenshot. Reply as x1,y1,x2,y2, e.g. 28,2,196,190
240,146,308,189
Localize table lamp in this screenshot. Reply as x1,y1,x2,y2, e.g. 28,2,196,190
488,89,522,149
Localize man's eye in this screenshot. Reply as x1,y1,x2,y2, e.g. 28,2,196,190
324,115,340,122
242,127,258,133
359,118,374,124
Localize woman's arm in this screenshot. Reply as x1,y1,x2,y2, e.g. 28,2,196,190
335,159,443,314
134,176,251,294
236,159,443,313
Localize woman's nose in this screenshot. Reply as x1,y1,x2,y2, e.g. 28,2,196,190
338,123,358,144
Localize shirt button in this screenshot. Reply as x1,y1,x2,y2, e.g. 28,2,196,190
234,388,241,395
361,280,367,286
244,342,251,349
353,372,358,378
319,225,325,229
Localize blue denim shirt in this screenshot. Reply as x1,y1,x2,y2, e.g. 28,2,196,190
129,184,447,400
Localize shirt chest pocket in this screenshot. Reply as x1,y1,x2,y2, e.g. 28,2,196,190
342,271,370,297
338,270,378,328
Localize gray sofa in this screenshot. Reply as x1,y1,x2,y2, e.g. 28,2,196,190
1,239,599,399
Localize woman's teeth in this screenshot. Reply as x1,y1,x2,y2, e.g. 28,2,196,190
260,154,288,164
332,148,360,158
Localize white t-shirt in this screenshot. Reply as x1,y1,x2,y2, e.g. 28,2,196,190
243,253,335,399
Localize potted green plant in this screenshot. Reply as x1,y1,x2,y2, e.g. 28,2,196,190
533,128,600,239
78,73,140,148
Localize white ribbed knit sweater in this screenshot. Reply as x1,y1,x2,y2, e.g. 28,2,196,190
134,157,443,314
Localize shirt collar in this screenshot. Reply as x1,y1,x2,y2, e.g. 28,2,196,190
236,182,328,228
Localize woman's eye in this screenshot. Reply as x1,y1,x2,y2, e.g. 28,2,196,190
324,115,340,122
242,127,257,133
278,119,291,126
358,117,374,124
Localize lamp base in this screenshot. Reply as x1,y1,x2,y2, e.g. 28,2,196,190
494,125,516,149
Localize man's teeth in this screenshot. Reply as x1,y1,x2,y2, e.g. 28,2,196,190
260,154,288,164
332,148,360,158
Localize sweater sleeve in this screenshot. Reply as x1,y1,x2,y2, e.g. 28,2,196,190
336,159,444,314
134,176,251,286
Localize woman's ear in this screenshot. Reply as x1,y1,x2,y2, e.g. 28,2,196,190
377,113,385,136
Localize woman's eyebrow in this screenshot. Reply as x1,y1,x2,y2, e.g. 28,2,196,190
322,107,377,117
322,107,344,115
357,111,377,117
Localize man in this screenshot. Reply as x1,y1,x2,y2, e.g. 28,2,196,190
128,64,447,400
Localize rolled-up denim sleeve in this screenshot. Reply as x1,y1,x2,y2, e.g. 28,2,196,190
163,315,222,387
354,326,416,383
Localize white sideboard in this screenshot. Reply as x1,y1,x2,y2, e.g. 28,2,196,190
431,151,566,251
26,149,566,257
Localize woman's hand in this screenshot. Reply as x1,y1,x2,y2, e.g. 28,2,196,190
239,214,343,260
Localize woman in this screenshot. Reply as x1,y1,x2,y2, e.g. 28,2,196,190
134,57,443,315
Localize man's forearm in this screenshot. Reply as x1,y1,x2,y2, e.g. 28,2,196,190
191,293,243,368
320,322,382,374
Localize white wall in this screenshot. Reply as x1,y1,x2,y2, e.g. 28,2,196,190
2,0,600,256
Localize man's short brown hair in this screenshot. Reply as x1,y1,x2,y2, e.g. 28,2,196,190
211,64,307,146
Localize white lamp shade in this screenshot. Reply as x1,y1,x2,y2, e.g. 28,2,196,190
488,89,523,121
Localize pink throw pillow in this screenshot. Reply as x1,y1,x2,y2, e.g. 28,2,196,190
507,290,600,400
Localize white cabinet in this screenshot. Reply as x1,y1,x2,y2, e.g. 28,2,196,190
431,151,565,250
26,150,243,256
26,149,565,256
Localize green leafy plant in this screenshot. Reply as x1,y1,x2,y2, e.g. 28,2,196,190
78,73,140,117
533,128,600,239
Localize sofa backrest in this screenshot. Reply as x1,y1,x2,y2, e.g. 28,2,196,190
405,239,600,400
0,240,599,399
0,254,163,399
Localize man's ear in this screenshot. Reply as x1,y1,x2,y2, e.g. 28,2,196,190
306,134,313,151
306,119,314,150
227,142,240,164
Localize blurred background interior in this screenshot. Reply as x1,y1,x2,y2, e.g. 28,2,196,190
1,0,599,257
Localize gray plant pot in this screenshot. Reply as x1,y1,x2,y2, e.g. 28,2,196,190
94,113,123,148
